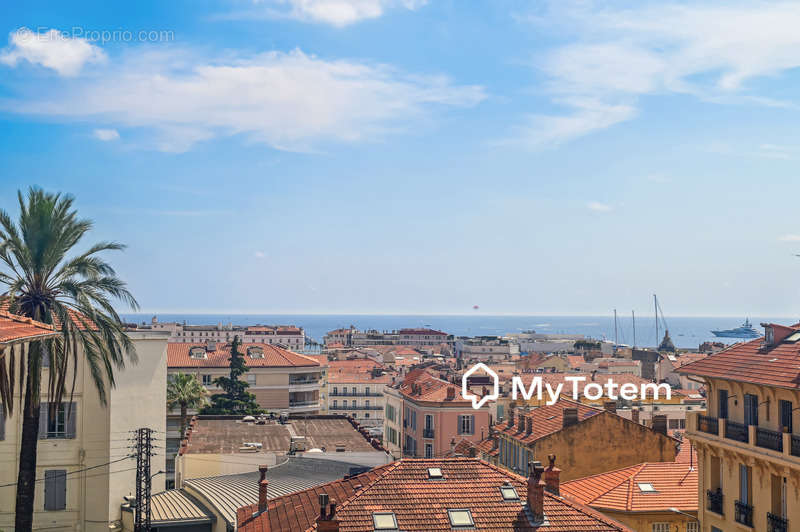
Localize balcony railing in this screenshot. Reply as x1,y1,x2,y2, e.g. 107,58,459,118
757,427,784,452
289,401,319,407
707,489,723,515
792,435,800,457
698,415,719,435
735,500,754,527
423,428,434,438
330,405,383,410
330,392,383,397
768,512,788,532
726,421,749,443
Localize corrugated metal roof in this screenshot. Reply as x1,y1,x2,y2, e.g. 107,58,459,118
151,490,213,523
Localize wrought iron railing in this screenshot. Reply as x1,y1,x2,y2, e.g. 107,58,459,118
735,500,753,527
423,428,434,438
698,414,719,435
707,488,723,515
725,420,749,443
756,427,783,452
768,512,788,532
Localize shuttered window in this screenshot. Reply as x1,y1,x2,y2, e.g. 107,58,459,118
44,469,67,511
39,402,77,439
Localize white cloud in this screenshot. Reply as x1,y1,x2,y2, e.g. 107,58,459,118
513,1,800,146
93,128,120,141
236,0,427,27
254,251,266,258
779,234,800,242
587,201,613,212
0,27,105,76
4,48,484,152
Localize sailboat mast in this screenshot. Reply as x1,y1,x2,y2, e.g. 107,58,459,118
654,294,659,348
614,309,618,352
632,310,637,348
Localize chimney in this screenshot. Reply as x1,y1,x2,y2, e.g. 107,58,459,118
508,406,515,428
652,415,668,435
525,416,533,435
527,461,546,522
603,401,617,414
316,493,340,532
591,370,597,381
631,408,640,424
257,464,269,513
517,413,525,432
544,454,560,496
562,408,578,429
446,386,455,401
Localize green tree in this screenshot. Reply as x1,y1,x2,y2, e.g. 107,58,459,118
201,336,262,415
167,372,208,438
0,188,137,531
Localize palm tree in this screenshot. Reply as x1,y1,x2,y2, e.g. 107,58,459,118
167,372,208,438
0,188,138,532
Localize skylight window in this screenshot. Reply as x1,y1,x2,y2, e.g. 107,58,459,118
427,467,443,479
189,347,207,359
448,509,475,527
499,483,519,501
637,482,657,493
372,512,398,530
785,331,800,343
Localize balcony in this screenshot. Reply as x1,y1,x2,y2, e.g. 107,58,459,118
735,500,754,527
707,488,723,515
289,401,321,412
725,420,749,443
330,392,383,397
792,435,800,457
330,404,383,410
768,512,788,532
698,414,719,435
757,427,784,452
423,428,434,439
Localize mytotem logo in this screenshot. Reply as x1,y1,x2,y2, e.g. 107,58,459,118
461,363,672,410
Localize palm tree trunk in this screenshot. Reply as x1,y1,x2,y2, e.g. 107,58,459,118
15,360,42,532
180,404,187,439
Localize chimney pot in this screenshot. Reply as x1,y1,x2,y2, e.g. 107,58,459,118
258,478,268,512
517,413,525,432
652,414,668,435
544,454,560,496
603,401,617,414
525,417,533,435
631,408,640,424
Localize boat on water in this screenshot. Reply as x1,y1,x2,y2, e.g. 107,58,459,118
711,318,759,338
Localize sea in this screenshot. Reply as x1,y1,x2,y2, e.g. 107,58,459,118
120,314,796,350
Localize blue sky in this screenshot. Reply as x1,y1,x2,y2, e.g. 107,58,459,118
2,1,800,316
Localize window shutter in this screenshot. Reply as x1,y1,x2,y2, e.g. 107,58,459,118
66,402,77,439
39,404,49,439
44,469,67,510
0,406,5,440
56,470,67,509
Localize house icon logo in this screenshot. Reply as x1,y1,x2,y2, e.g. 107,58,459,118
462,363,499,410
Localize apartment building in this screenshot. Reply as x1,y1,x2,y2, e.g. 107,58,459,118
143,316,305,349
0,311,169,532
682,322,800,532
455,335,520,362
166,341,323,486
327,370,390,428
383,369,491,459
324,326,453,347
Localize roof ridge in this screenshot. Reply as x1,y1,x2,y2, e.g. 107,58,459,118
562,464,645,504
626,463,647,511
326,460,403,515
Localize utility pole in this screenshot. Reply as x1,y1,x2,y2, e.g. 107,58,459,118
134,427,154,532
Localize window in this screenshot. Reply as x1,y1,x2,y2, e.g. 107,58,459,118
202,374,212,386
780,400,793,433
411,410,417,430
365,412,370,418
333,400,338,408
343,400,348,408
352,387,357,395
458,414,474,435
373,512,398,530
740,464,752,505
425,443,433,458
637,482,656,493
333,386,338,395
686,523,699,532
744,394,758,426
651,524,669,532
425,414,433,431
44,470,67,511
499,484,519,501
46,404,68,438
365,386,370,395
246,374,256,385
365,400,370,408
447,509,474,528
427,467,443,479
718,389,728,419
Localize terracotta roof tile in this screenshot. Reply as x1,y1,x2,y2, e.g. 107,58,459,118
167,342,320,368
561,461,698,513
0,310,56,345
493,399,603,444
239,458,632,532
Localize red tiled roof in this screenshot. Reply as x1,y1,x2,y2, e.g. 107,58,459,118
567,355,585,369
561,461,698,513
239,458,631,532
678,327,800,389
494,399,603,444
0,310,56,345
167,342,320,368
329,359,385,371
0,298,98,331
328,372,391,384
399,369,469,405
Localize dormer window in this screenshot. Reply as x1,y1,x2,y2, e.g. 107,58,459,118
247,347,264,359
765,326,774,346
190,347,207,359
